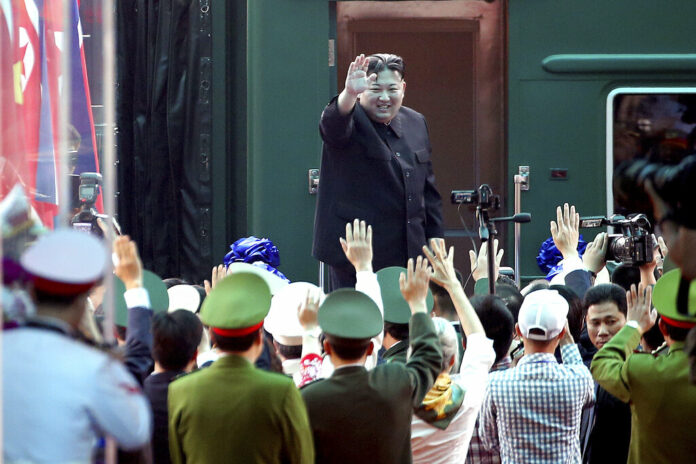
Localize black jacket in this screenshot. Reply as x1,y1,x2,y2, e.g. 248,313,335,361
312,98,443,269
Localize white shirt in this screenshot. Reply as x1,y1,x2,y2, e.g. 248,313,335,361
2,326,152,463
411,333,495,464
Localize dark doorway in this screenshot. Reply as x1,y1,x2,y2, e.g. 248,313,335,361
336,1,507,288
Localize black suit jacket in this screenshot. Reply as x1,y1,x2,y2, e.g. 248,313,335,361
312,98,444,269
301,313,442,464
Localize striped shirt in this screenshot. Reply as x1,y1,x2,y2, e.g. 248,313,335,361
478,344,594,464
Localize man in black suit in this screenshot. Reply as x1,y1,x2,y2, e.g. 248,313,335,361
313,53,444,289
143,310,202,464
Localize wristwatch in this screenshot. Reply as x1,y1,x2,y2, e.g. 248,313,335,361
625,320,640,330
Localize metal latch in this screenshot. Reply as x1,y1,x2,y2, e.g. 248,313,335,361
308,169,320,194
516,166,530,191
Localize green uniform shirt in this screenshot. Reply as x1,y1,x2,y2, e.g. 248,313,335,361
168,355,314,464
590,325,696,464
301,312,442,464
383,339,409,364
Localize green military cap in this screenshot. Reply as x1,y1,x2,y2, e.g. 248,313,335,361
114,270,169,327
200,272,271,335
377,266,434,324
653,269,696,325
318,289,383,339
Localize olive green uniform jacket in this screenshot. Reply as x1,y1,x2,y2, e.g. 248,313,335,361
301,312,442,464
168,355,314,464
590,325,696,464
383,339,409,364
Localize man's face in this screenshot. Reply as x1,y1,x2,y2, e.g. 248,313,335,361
358,69,405,124
586,301,627,349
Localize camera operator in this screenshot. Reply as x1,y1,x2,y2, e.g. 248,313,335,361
631,156,696,382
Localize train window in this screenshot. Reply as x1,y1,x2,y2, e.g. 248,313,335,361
606,88,696,216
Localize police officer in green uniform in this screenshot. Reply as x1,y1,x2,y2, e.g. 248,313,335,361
168,273,314,464
301,257,442,464
378,266,434,364
591,270,696,464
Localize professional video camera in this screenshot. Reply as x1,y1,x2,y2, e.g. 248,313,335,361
580,214,654,266
451,184,500,209
70,172,117,238
613,154,696,229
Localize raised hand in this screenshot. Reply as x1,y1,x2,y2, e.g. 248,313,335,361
423,238,459,290
204,264,227,295
468,239,504,282
298,289,322,331
344,54,377,97
114,235,143,290
583,232,608,274
626,283,656,335
399,256,431,314
550,203,580,259
339,219,373,272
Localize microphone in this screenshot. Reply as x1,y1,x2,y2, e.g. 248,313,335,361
491,213,531,223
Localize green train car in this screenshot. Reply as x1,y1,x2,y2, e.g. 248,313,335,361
206,0,696,286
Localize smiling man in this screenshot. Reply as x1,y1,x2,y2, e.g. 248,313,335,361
313,53,444,289
579,283,631,464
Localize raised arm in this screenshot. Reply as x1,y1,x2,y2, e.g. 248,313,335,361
114,236,153,385
424,239,485,336
399,257,443,405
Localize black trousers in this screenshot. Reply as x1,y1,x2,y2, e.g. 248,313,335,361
328,263,357,291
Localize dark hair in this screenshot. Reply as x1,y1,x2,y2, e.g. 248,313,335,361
192,285,207,313
469,295,515,364
367,54,405,80
495,282,523,324
611,264,641,291
211,328,260,352
642,321,665,351
33,287,86,307
274,341,302,360
152,310,203,371
496,275,517,287
661,317,692,341
163,277,189,289
325,335,372,361
522,279,549,295
384,321,409,341
429,271,463,318
583,283,627,316
549,285,584,341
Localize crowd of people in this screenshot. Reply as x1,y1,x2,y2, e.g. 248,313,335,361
3,52,696,464
2,198,696,463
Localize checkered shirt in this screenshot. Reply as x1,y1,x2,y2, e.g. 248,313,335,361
478,344,594,464
465,356,511,464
